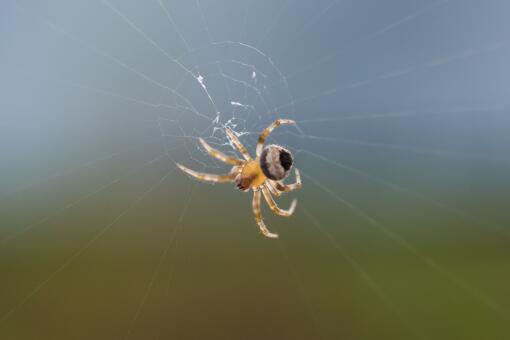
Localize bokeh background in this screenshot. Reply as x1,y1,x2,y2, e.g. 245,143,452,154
2,0,510,339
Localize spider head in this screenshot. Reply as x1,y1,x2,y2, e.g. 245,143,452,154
260,144,293,181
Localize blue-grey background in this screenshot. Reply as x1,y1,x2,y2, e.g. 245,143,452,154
2,0,510,339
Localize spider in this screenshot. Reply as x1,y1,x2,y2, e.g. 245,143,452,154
176,119,302,239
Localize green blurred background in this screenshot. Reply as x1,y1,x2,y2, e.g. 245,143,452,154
2,0,510,339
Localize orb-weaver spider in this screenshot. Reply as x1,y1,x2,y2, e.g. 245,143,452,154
177,119,301,238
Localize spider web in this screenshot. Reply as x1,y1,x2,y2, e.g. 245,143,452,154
154,37,302,170
2,0,510,339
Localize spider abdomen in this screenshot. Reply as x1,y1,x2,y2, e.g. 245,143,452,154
259,145,293,181
235,160,266,191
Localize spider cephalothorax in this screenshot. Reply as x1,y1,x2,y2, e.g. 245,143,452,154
176,119,302,238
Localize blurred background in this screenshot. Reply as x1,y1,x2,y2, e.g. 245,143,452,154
2,0,510,339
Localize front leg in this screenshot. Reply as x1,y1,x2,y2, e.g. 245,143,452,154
225,128,252,161
177,163,237,183
199,138,244,165
256,119,296,157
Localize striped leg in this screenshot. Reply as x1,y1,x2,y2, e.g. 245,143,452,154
256,119,296,157
199,138,244,165
225,129,252,161
261,185,297,217
177,163,236,183
266,180,282,197
252,189,278,239
273,168,302,192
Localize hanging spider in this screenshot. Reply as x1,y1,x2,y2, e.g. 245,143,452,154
176,119,302,238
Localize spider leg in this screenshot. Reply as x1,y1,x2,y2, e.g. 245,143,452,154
198,138,244,165
266,180,282,197
177,163,237,183
256,119,296,157
225,128,252,161
261,185,297,217
273,168,302,193
252,189,278,239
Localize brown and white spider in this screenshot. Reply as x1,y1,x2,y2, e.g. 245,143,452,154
176,119,302,239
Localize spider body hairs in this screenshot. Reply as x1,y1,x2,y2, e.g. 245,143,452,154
176,119,302,238
260,145,293,181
